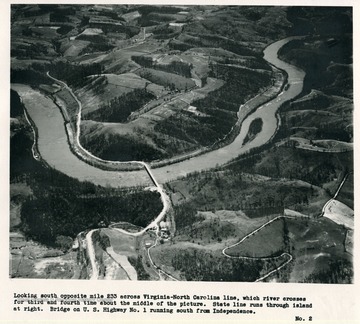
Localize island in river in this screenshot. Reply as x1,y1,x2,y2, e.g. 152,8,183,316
10,5,353,283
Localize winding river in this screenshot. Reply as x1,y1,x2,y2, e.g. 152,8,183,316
12,36,305,187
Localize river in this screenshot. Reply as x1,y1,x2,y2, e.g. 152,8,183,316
12,36,305,187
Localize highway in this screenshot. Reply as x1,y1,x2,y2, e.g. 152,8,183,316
13,36,306,280
26,36,307,187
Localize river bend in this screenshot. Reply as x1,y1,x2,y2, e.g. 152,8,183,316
12,37,305,187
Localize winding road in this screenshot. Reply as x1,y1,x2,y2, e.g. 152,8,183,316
12,36,305,188
320,173,349,217
12,36,306,280
85,229,99,280
222,215,296,282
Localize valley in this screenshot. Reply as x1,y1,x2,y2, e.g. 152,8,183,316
10,5,353,283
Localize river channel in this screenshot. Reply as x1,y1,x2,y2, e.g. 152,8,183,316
12,37,305,188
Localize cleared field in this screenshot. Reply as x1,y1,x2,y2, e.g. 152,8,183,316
77,28,103,37
106,247,137,280
124,42,161,54
77,73,158,115
151,240,277,281
101,228,138,256
186,47,243,58
150,210,279,280
178,210,279,246
106,73,147,87
179,53,210,78
146,83,167,98
10,234,79,279
323,199,354,230
102,252,130,280
30,26,60,38
135,68,196,90
95,228,137,280
225,218,286,258
313,139,353,151
62,39,90,57
80,119,145,139
286,217,351,283
83,40,162,73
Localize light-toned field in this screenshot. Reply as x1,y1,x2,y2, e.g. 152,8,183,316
128,77,223,123
135,68,196,90
286,217,350,282
102,252,130,280
323,199,354,230
186,47,246,58
101,228,138,256
78,28,103,37
105,73,145,87
62,39,90,57
106,247,137,280
10,233,79,279
313,139,353,151
77,39,162,72
30,26,60,38
284,209,310,218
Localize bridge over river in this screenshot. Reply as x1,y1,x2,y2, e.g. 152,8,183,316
12,37,305,188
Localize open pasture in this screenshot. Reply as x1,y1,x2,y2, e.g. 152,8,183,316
225,218,286,258
135,68,196,91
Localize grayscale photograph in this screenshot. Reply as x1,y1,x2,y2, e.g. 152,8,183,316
10,4,353,283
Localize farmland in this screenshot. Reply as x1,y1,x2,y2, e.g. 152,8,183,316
225,218,286,258
10,5,353,283
12,4,288,162
286,217,351,283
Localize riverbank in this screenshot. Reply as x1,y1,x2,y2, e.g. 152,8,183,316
11,36,305,187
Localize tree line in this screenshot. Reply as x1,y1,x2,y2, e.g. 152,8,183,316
49,61,103,87
85,88,155,123
21,178,162,246
170,248,263,281
152,63,272,150
11,110,163,247
132,55,193,78
80,131,167,162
